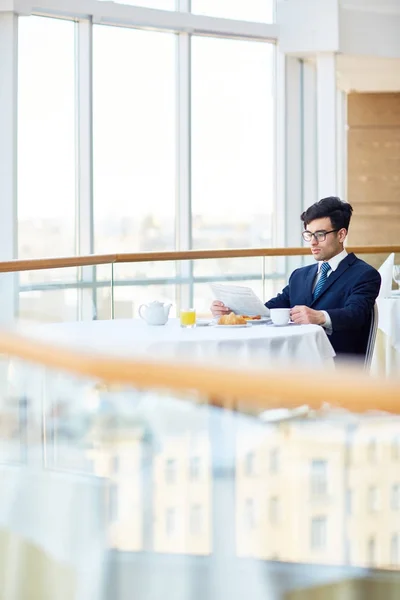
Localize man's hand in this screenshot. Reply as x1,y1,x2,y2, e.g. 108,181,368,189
210,300,231,317
290,305,326,326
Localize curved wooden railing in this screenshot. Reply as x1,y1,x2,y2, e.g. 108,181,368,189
0,245,399,273
0,328,398,414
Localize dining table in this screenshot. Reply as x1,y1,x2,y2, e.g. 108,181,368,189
21,318,336,369
374,290,400,375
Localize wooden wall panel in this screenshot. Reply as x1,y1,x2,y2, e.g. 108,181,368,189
347,92,400,248
348,92,400,127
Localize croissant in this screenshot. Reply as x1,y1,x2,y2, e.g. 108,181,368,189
218,312,247,325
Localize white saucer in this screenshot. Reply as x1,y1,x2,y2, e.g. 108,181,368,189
244,317,271,325
196,319,212,327
214,324,251,329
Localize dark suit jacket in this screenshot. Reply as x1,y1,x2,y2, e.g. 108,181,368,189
265,253,381,356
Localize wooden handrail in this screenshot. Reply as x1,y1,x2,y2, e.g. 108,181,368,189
0,329,398,414
0,246,399,273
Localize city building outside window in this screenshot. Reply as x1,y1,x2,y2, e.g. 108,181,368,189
391,484,400,511
346,489,352,516
367,536,376,566
269,496,280,525
310,459,328,497
391,534,399,565
269,448,279,474
367,438,377,463
310,516,327,551
244,451,256,476
190,504,203,536
108,484,119,523
368,486,379,512
165,458,177,484
111,456,120,475
244,498,256,530
392,436,400,461
189,456,201,481
166,507,176,537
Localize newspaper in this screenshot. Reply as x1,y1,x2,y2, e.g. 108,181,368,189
210,283,270,317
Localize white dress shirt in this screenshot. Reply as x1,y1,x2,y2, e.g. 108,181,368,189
314,249,348,333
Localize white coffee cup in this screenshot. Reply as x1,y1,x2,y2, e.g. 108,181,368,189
270,308,291,326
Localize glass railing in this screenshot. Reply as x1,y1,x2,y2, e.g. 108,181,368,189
1,245,399,324
0,329,399,599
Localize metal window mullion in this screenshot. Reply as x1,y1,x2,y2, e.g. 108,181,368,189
0,12,18,321
175,25,192,309
302,60,318,212
75,18,95,320
276,55,303,276
274,49,286,249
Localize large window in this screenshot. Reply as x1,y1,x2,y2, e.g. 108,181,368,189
12,4,277,322
18,16,76,262
17,16,77,321
311,516,327,551
191,36,275,292
93,25,176,255
310,459,328,497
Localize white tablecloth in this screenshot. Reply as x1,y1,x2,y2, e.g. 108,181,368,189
23,319,336,368
377,292,400,353
375,292,400,374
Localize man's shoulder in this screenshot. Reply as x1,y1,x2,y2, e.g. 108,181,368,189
290,263,316,278
289,253,380,278
351,254,380,277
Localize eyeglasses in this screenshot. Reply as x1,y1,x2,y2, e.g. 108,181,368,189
302,229,339,243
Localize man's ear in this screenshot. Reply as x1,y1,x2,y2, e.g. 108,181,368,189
338,228,347,243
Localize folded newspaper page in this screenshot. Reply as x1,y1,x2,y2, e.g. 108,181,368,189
210,283,270,317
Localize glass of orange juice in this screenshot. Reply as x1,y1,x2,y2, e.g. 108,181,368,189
180,308,196,328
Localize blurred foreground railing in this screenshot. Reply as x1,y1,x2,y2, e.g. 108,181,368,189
1,326,400,600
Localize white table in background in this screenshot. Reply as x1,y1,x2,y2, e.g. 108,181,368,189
375,291,400,375
23,318,335,369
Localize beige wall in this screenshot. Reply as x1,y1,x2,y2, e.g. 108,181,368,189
347,93,400,250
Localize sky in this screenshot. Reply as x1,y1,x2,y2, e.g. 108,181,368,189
17,2,275,221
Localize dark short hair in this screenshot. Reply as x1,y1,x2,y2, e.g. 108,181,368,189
300,197,353,231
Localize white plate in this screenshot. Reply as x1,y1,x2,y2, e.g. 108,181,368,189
214,323,251,329
244,317,270,325
196,319,212,327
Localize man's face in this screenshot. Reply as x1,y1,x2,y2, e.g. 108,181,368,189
305,217,346,262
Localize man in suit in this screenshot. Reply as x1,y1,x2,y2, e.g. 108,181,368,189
211,197,381,357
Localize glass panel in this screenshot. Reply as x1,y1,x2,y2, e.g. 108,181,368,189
93,26,176,254
17,264,113,323
192,256,292,317
191,37,275,251
191,0,274,22
112,262,178,319
18,16,76,259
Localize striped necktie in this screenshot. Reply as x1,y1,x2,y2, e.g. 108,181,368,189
313,261,331,301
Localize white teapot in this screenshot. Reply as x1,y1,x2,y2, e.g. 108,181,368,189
138,301,172,326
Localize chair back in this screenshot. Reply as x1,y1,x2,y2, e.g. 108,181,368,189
365,303,379,370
